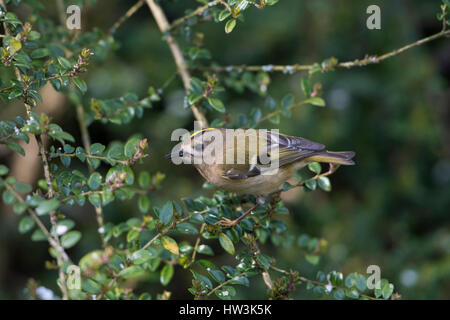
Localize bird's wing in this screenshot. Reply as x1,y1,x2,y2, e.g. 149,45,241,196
222,164,261,180
266,131,326,168
220,132,326,180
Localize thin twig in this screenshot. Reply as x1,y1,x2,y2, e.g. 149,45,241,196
1,0,69,299
196,29,450,73
269,265,379,300
75,104,107,248
186,223,206,268
109,0,145,34
255,99,310,126
4,183,70,299
141,216,190,250
207,272,247,297
54,152,131,165
145,0,209,128
169,0,222,31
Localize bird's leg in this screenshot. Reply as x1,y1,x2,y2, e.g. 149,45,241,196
216,196,265,228
317,163,339,179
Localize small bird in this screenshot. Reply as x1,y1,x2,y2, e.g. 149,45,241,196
168,128,355,226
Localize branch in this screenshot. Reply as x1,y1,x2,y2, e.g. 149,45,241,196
196,29,450,73
269,265,380,300
1,0,70,299
141,215,191,250
4,182,70,299
37,135,58,224
75,105,107,248
184,223,206,268
109,0,145,35
54,152,132,165
169,0,227,31
207,272,247,297
145,0,209,128
254,98,311,126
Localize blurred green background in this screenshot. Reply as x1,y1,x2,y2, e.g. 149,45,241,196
0,0,449,299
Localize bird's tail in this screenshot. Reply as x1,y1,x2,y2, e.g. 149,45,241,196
307,151,356,165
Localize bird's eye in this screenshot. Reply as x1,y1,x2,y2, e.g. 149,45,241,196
179,150,184,157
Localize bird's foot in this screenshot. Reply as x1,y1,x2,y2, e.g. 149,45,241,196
215,202,260,228
215,217,239,227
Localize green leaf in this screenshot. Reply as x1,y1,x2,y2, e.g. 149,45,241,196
301,77,312,97
73,77,87,94
176,222,198,235
7,39,22,55
88,193,101,208
333,289,345,300
305,254,320,265
317,177,332,192
90,143,105,155
0,165,9,175
215,285,236,300
138,195,150,213
61,231,81,248
127,229,140,242
57,56,72,69
375,279,394,299
13,202,27,215
306,97,326,107
5,141,25,156
191,270,213,289
281,94,294,109
209,269,226,283
138,171,151,189
219,233,235,255
31,229,47,242
124,137,140,158
225,19,237,34
346,288,360,299
119,266,144,279
60,155,71,167
75,147,86,162
355,274,367,292
30,48,50,59
198,244,214,256
230,275,250,286
304,179,317,190
87,158,101,170
160,264,174,286
53,219,75,236
283,182,296,191
256,254,272,270
207,97,225,113
308,162,321,174
345,273,357,288
131,249,154,264
14,182,32,193
159,202,173,226
2,190,15,205
18,216,35,234
88,172,102,190
161,236,179,255
218,9,231,21
269,114,280,124
35,199,60,216
82,278,101,294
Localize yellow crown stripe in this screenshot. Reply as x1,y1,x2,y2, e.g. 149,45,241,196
190,128,215,138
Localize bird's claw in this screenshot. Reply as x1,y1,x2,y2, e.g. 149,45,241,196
215,217,238,227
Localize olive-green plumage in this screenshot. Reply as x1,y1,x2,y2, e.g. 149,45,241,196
173,128,355,195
